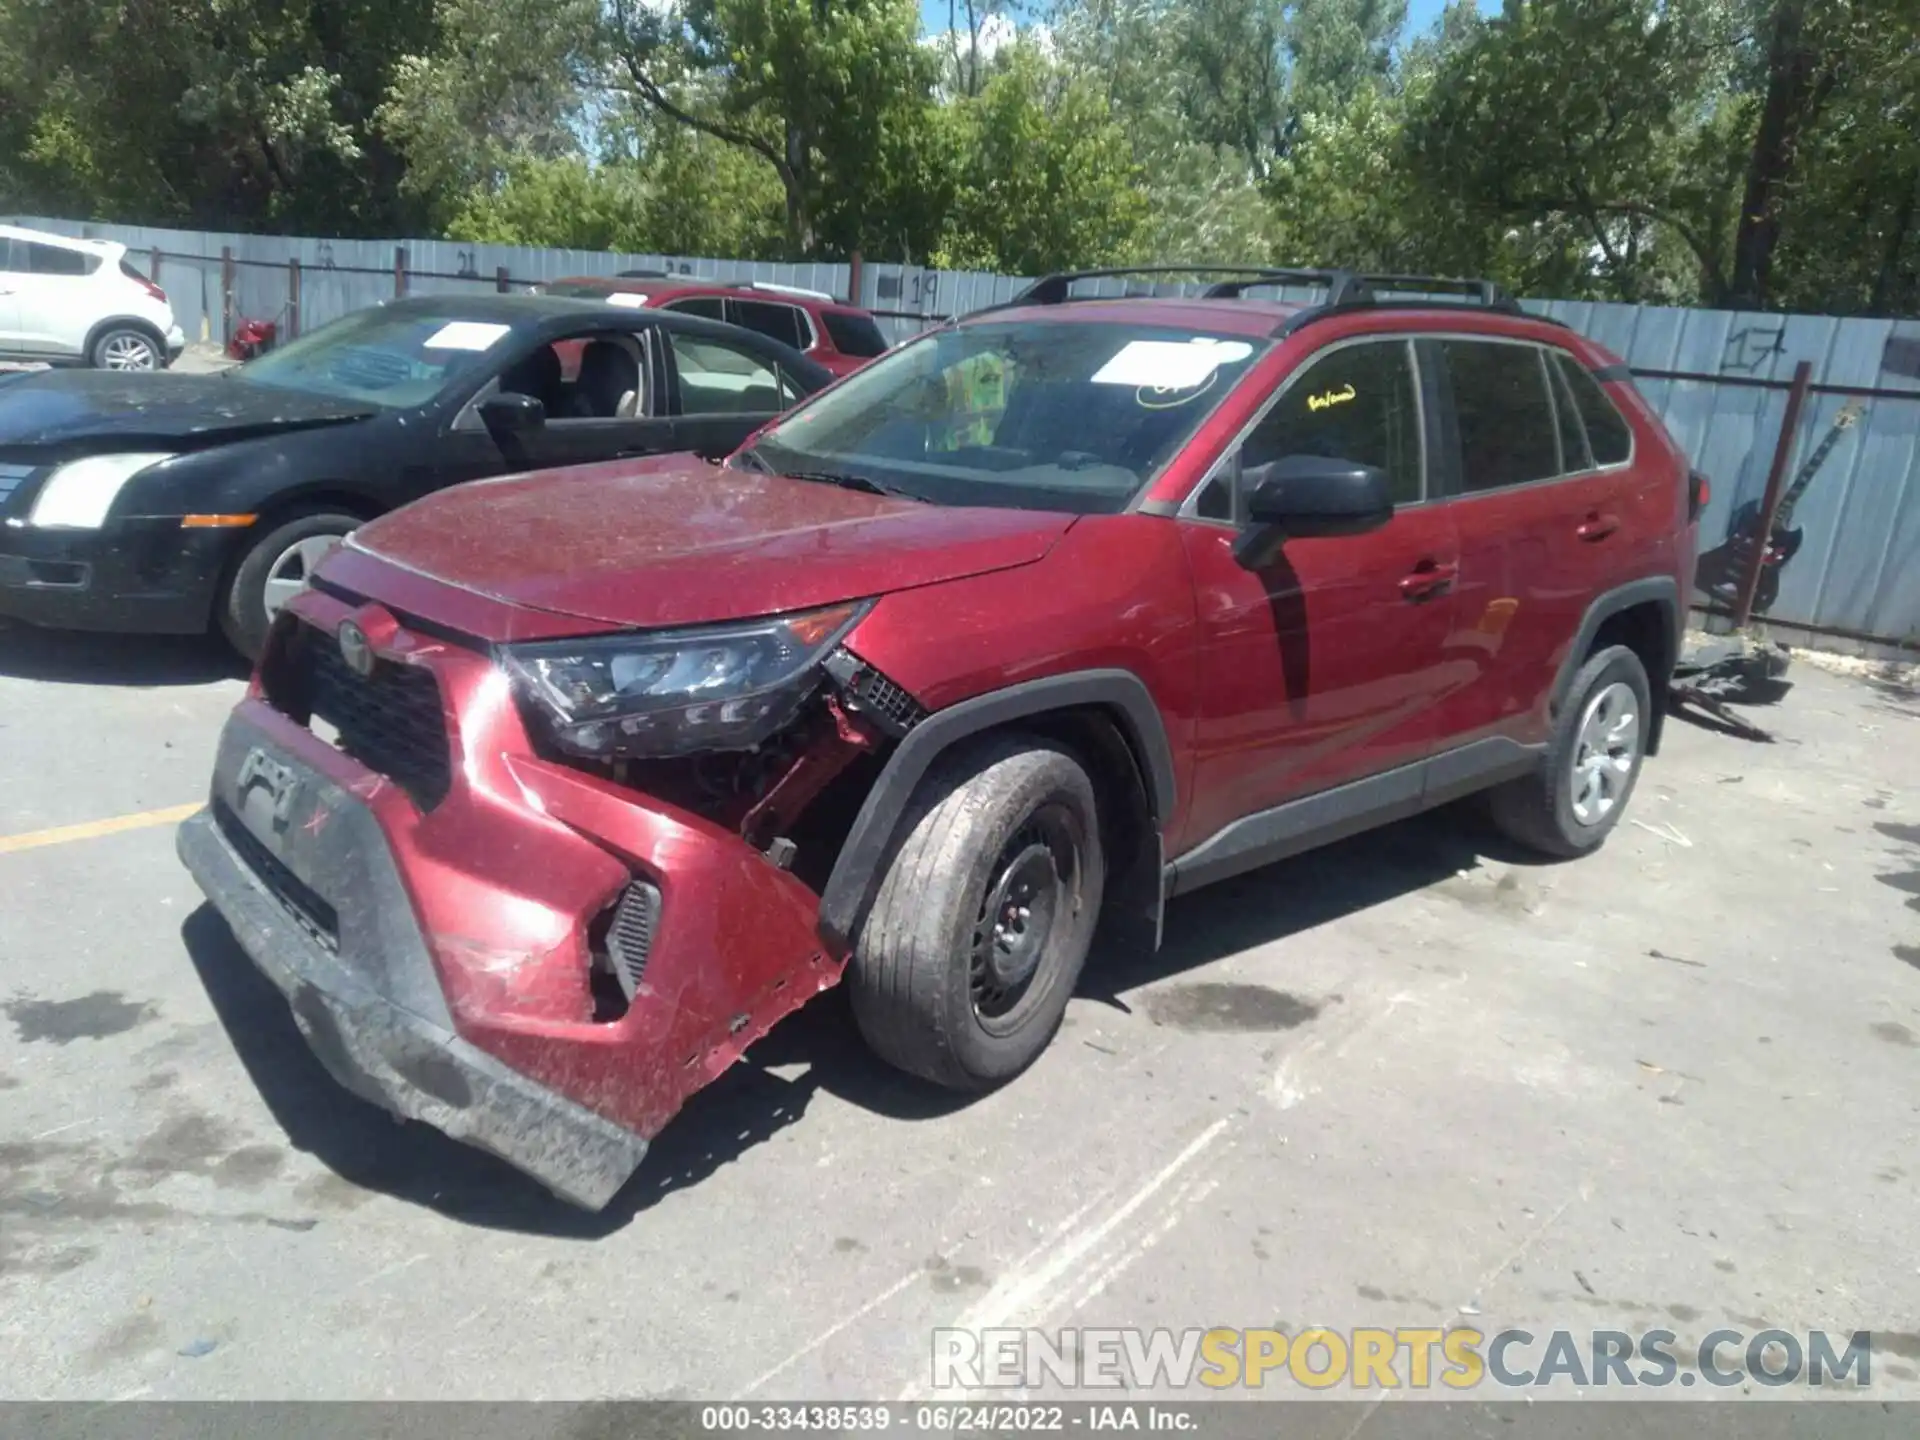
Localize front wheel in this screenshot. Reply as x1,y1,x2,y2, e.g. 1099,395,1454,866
1487,645,1652,858
218,510,361,661
849,736,1105,1090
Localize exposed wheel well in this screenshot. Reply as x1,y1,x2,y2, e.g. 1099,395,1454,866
1588,601,1675,755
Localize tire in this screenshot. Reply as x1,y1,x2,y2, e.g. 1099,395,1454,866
90,325,163,371
217,509,362,661
1487,645,1652,859
849,735,1106,1090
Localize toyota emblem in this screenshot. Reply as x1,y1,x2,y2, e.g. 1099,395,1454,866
337,619,376,678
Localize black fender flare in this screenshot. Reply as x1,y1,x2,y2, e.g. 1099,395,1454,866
1551,575,1682,754
816,668,1177,951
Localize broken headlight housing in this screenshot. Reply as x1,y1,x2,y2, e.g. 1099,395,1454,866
502,601,869,760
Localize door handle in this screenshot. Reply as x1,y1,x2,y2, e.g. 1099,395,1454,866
1399,560,1458,602
1577,512,1620,542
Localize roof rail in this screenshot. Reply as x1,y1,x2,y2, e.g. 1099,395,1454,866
1011,266,1336,305
747,280,839,305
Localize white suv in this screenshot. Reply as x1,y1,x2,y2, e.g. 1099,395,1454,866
0,224,186,370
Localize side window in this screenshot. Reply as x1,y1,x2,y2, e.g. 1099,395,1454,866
1239,339,1423,505
661,296,725,322
1548,358,1592,472
1554,354,1633,466
821,310,890,358
1443,341,1560,492
727,299,808,352
670,333,783,416
0,238,21,273
550,335,646,422
26,242,98,276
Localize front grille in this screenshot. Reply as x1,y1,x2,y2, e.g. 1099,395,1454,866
0,463,35,513
603,881,660,999
213,800,340,953
270,623,453,812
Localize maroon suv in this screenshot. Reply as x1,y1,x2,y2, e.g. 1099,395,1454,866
540,275,890,378
180,267,1701,1209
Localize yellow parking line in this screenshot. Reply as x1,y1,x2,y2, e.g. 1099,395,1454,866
0,802,205,856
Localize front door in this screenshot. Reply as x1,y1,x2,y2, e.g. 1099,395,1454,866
437,330,678,488
1175,336,1466,854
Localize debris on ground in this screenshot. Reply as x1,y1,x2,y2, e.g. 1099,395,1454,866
1671,632,1793,742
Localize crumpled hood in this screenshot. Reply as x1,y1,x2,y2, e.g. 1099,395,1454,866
348,454,1076,630
0,370,375,453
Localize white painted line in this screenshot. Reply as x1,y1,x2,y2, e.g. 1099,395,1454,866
740,1267,927,1397
949,1117,1231,1335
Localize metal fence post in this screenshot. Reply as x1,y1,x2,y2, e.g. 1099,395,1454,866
848,250,863,307
220,246,235,346
288,257,302,340
496,265,510,294
1732,359,1814,630
149,246,163,286
395,246,409,298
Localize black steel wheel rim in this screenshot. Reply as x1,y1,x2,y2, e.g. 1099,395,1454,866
970,803,1080,1035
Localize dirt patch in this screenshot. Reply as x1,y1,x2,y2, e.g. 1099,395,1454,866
1144,983,1323,1033
4,991,154,1045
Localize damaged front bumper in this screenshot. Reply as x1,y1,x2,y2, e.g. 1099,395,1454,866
178,601,846,1209
179,802,647,1209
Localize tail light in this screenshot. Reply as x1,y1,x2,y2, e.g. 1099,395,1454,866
1688,469,1710,521
139,277,169,304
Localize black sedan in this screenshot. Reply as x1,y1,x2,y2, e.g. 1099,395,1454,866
0,293,832,657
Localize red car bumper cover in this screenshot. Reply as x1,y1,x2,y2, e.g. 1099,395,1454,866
178,610,844,1209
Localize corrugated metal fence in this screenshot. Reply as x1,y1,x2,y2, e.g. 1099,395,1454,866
11,215,1919,651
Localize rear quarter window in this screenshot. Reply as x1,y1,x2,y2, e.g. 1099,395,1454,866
1443,340,1561,492
26,242,99,276
821,310,890,358
1554,353,1634,465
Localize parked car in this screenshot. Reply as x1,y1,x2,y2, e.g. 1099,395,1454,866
179,266,1701,1209
0,223,186,371
539,275,891,376
0,292,830,657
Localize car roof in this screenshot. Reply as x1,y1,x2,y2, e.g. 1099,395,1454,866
546,275,867,315
0,223,120,255
372,292,839,388
963,297,1304,338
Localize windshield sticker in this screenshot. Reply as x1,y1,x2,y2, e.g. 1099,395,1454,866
1309,383,1357,412
423,321,513,352
1092,339,1253,390
605,293,650,308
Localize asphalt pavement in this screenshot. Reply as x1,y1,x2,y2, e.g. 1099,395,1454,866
1,624,1917,1409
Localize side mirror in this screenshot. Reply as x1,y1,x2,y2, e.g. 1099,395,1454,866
1234,454,1394,567
479,391,546,435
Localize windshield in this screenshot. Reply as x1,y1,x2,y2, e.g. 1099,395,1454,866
745,320,1269,513
235,306,519,409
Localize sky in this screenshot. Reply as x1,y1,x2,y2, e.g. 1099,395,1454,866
916,1,1459,45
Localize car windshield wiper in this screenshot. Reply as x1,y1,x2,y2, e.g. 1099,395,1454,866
779,468,924,502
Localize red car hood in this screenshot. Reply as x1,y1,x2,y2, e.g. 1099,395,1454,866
346,455,1075,631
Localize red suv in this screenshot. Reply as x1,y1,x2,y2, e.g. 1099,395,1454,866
180,267,1700,1209
540,274,890,377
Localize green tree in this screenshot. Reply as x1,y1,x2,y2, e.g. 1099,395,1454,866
935,39,1149,273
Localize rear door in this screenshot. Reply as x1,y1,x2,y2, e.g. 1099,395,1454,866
14,240,100,356
662,329,808,458
1421,336,1633,749
1175,336,1465,852
0,239,25,352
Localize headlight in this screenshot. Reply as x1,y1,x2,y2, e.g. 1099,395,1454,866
502,601,869,759
28,452,176,529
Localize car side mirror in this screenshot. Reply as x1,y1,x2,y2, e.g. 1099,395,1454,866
1233,454,1393,567
479,391,546,435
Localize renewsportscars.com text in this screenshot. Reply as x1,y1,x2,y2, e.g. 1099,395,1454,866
931,1326,1876,1391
